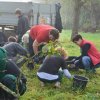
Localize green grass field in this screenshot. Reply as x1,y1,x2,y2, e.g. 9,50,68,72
20,30,100,100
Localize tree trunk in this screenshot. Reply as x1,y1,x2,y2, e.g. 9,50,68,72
90,0,97,33
71,0,81,40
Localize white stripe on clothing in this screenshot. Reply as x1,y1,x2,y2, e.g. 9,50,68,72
37,72,58,80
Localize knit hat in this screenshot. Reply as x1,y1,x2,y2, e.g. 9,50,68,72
0,47,7,80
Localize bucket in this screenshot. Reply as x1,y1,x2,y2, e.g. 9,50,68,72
72,75,89,90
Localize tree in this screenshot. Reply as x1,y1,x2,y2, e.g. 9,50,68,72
71,0,91,40
71,0,82,40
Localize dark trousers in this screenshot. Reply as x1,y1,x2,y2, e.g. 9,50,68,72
29,35,45,56
75,56,100,72
29,35,34,56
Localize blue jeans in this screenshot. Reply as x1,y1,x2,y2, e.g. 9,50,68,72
75,56,100,72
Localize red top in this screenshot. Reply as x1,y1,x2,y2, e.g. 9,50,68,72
80,39,100,65
30,24,55,43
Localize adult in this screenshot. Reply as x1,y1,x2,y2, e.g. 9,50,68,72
15,8,29,43
72,34,100,72
0,31,7,46
29,24,59,55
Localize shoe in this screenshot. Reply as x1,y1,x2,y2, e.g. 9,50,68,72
40,82,45,87
54,82,61,88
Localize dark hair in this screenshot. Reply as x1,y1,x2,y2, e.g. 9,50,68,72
8,36,17,42
15,8,22,15
72,34,82,42
50,29,59,40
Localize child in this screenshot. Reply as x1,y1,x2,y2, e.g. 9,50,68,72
0,47,27,96
3,36,28,61
37,47,72,88
72,34,100,72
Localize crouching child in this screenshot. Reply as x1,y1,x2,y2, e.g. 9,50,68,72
37,47,72,88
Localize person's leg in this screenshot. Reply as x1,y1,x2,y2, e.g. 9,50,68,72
54,71,63,88
29,35,34,56
82,56,94,72
37,73,62,88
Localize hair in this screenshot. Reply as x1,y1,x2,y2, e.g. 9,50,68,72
50,29,59,40
55,47,68,58
15,8,22,15
8,36,17,42
72,34,83,42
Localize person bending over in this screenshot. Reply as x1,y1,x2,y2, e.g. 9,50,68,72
3,36,28,61
29,24,59,55
37,48,72,88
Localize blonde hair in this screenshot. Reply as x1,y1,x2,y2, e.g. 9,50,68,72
55,47,68,58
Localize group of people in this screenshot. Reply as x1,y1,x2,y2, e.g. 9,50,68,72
0,8,100,98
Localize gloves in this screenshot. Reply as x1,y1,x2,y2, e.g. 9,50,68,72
33,55,40,64
71,59,76,63
33,54,46,64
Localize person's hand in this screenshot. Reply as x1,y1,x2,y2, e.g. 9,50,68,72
16,35,18,42
33,55,40,64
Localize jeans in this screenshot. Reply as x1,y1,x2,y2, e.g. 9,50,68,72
75,56,100,72
82,56,92,71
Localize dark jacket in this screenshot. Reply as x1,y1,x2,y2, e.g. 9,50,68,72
0,32,7,46
16,15,29,36
55,3,63,33
3,42,28,59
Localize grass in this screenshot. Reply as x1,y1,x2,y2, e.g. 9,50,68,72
20,30,100,100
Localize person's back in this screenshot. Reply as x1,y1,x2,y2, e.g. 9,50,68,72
30,24,55,40
18,15,29,35
3,42,27,59
37,55,71,88
38,55,66,74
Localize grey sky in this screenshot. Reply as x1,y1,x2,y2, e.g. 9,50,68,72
0,0,45,3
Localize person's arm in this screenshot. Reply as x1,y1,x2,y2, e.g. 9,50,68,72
81,43,90,56
33,40,39,55
60,57,72,79
74,43,90,60
63,69,72,79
